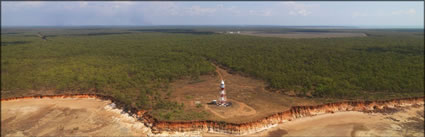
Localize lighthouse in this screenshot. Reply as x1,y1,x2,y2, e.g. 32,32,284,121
208,79,232,107
219,80,227,106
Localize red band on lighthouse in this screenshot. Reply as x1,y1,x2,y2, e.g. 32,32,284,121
219,80,227,106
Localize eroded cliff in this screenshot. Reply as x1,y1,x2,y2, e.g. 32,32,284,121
2,94,423,135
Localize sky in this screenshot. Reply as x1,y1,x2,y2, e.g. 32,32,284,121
1,1,424,28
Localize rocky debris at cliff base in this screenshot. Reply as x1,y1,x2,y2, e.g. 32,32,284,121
364,104,423,115
364,105,405,115
103,103,151,133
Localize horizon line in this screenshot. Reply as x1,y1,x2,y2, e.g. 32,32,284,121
1,25,424,29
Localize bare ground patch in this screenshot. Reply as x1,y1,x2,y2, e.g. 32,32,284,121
1,98,149,136
204,99,256,119
168,64,326,123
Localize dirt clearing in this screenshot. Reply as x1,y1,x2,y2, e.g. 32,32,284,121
1,98,149,136
169,64,329,123
204,99,256,119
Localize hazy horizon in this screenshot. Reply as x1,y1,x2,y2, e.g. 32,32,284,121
2,2,424,28
2,25,423,29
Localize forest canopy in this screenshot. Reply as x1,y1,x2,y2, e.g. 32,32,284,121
1,28,424,118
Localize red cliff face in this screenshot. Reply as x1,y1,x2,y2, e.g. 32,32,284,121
2,94,424,135
149,97,424,135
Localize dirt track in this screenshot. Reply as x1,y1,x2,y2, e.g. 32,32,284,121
1,98,149,136
204,99,256,119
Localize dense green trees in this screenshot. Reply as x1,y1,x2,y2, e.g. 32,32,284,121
1,28,424,109
181,34,424,99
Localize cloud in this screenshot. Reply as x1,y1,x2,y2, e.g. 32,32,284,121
391,8,416,16
79,2,88,7
187,6,217,16
280,2,314,16
145,3,274,17
221,6,242,16
2,2,422,26
138,2,219,16
352,8,417,17
248,9,272,16
289,9,310,16
2,2,151,26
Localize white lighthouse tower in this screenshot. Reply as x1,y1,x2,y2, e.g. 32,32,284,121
219,80,227,106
